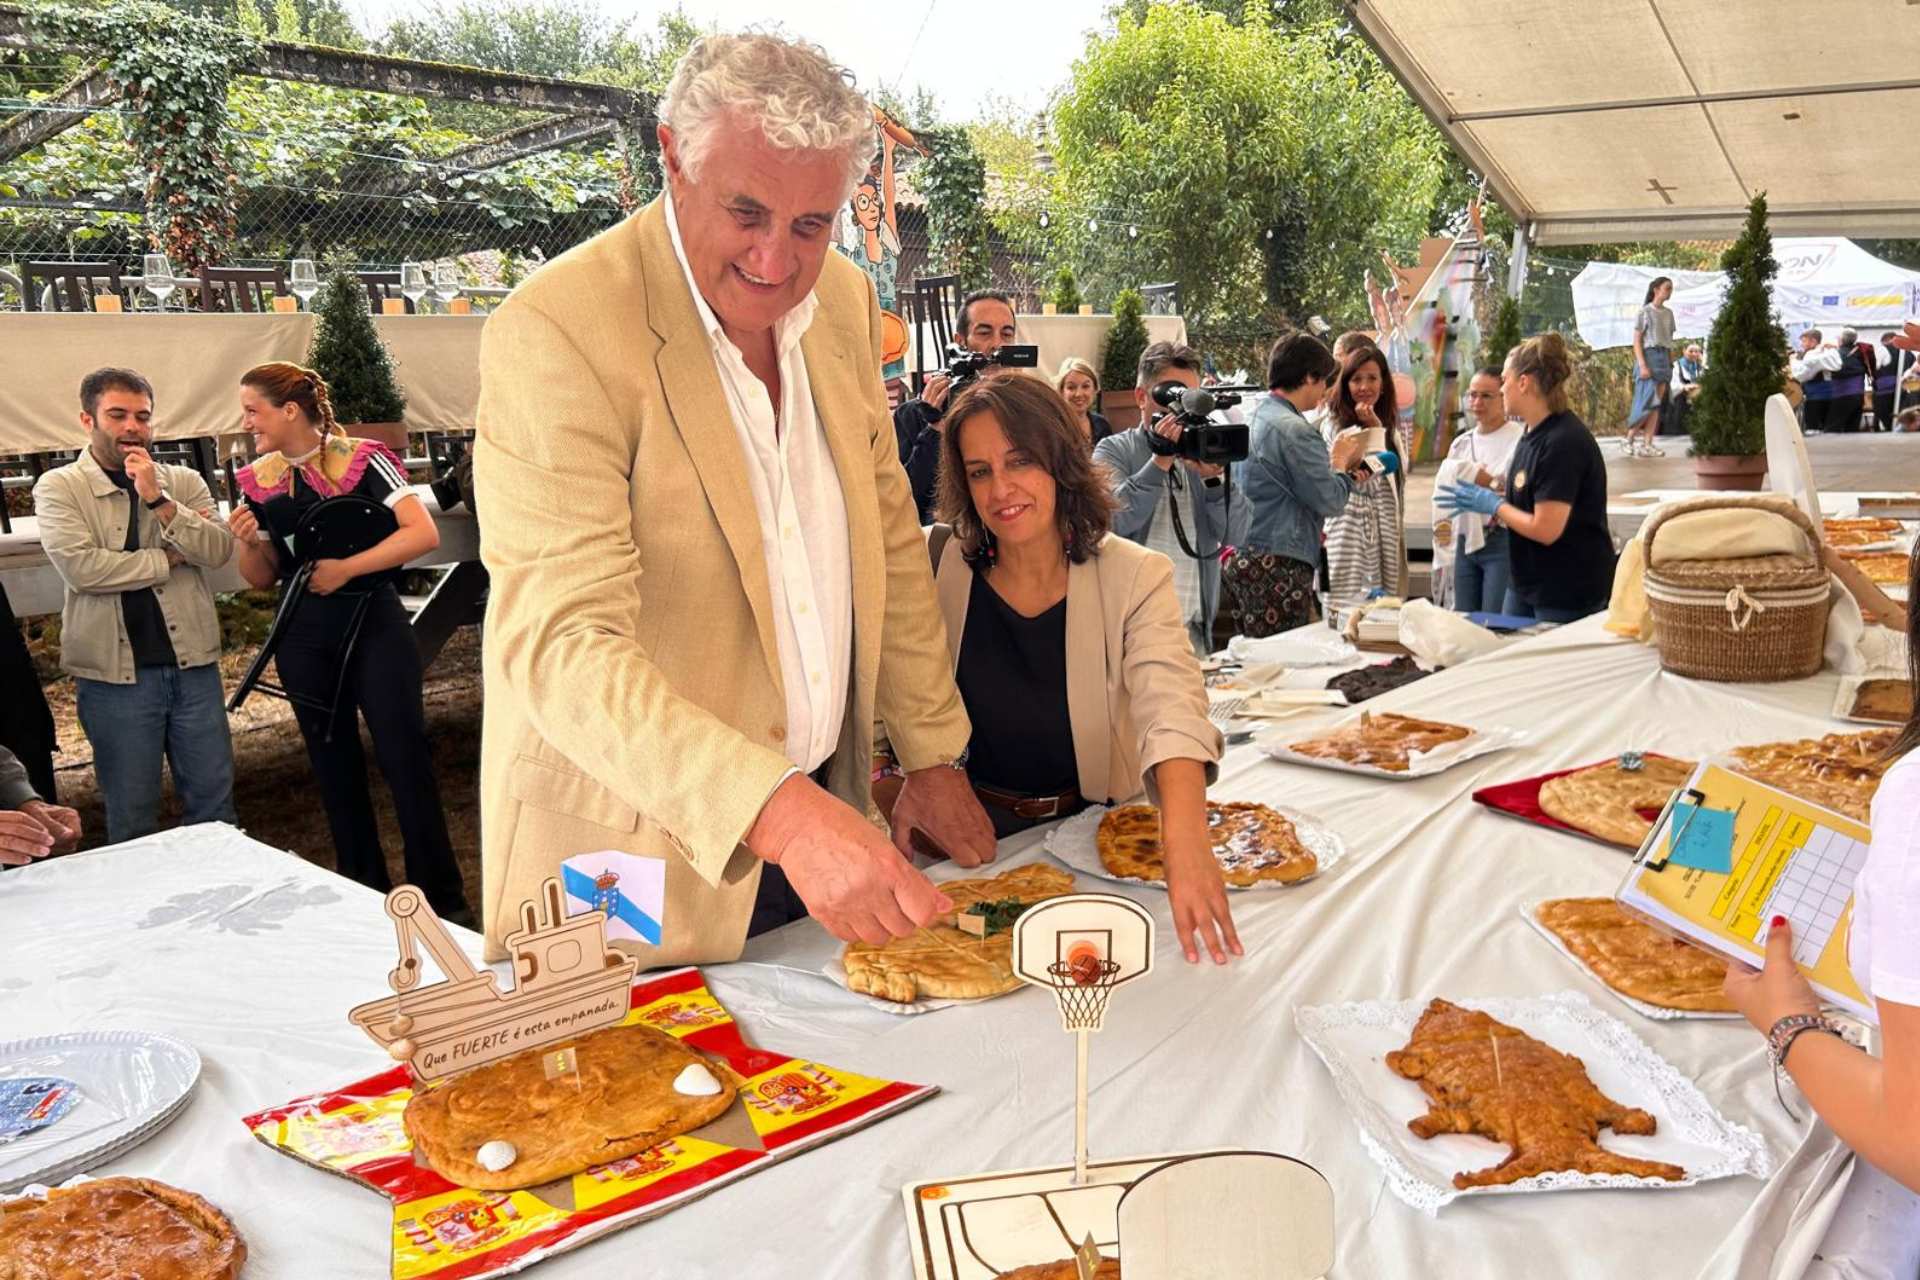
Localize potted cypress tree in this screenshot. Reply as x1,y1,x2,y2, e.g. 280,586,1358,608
1688,194,1784,490
1047,266,1083,316
1100,288,1149,431
308,262,410,454
1482,294,1522,372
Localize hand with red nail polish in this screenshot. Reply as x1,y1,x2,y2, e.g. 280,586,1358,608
1724,911,1820,1034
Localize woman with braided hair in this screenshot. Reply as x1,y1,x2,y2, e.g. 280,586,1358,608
228,361,471,924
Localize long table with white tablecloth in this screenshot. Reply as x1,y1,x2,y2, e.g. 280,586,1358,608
4,616,1914,1277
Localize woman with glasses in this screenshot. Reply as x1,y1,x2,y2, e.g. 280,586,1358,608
1442,367,1523,613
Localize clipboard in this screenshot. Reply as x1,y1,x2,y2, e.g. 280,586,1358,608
1617,761,1875,1023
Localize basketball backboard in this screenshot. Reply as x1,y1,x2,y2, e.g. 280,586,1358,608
1117,1152,1334,1279
1012,894,1154,992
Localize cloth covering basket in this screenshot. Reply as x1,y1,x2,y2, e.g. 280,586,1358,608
1642,495,1830,682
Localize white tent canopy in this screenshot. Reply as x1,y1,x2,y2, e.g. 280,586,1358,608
1572,238,1920,349
1348,0,1920,245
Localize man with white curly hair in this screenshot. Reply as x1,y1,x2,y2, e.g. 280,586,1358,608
474,32,996,965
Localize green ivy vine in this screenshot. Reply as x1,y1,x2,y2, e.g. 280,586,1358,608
917,127,991,291
27,1,261,272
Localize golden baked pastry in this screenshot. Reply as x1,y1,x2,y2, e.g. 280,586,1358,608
1837,549,1911,585
1000,1259,1121,1280
1728,728,1897,822
1824,528,1896,548
1285,711,1471,773
0,1177,245,1280
841,864,1075,1003
403,1022,736,1190
1536,756,1697,849
1097,801,1317,886
1386,998,1686,1190
1824,517,1902,533
1535,898,1733,1012
1851,678,1914,725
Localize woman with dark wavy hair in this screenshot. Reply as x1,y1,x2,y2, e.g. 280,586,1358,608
1320,343,1407,600
920,373,1240,965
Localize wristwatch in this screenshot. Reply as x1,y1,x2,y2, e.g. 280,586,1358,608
144,494,169,510
1766,1011,1848,1071
937,748,970,772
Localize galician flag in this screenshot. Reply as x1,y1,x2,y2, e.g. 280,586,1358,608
560,851,666,947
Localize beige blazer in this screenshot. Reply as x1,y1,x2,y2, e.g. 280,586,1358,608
472,196,970,966
33,451,233,684
932,534,1222,805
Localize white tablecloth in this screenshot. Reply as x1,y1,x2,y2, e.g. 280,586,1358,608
3,617,1914,1277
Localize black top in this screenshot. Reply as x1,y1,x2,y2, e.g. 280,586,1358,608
954,571,1078,795
104,467,178,669
244,446,409,589
1504,411,1615,610
1086,410,1114,446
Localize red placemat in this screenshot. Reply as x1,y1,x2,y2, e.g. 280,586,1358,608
1472,755,1690,850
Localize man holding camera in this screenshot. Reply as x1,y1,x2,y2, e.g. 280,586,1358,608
1094,341,1244,651
896,291,1018,522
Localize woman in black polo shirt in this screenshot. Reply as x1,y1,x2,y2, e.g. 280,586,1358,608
226,362,471,925
1436,333,1615,623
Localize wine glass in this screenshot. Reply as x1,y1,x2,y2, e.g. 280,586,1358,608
400,262,428,312
143,253,175,311
290,258,319,309
431,261,459,310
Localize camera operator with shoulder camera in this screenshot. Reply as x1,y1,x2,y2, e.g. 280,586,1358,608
1093,342,1249,651
897,292,1018,522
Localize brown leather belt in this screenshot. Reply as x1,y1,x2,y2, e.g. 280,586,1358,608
971,781,1083,821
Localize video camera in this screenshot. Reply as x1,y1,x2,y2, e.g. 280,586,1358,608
945,343,1040,389
1144,381,1256,465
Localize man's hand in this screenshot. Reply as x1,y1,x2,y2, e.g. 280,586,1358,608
20,800,80,854
922,374,954,412
1724,915,1821,1034
228,504,260,542
308,558,353,595
1146,412,1181,471
0,809,54,866
164,547,186,568
890,765,996,868
123,447,164,503
747,773,953,944
1328,430,1364,472
1888,320,1920,354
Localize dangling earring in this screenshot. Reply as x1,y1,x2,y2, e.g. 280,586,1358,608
982,527,997,563
1063,528,1074,559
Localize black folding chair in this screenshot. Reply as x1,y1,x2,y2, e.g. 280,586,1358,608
227,494,399,740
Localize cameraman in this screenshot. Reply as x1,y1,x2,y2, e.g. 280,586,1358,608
1094,341,1244,651
897,291,1017,522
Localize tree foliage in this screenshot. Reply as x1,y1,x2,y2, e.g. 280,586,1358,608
1482,294,1521,372
918,126,992,291
307,260,407,424
1049,4,1452,335
1101,287,1149,393
1690,194,1785,458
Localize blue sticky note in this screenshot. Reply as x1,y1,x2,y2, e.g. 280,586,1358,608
1667,803,1735,873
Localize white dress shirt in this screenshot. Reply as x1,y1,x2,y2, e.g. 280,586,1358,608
665,193,852,774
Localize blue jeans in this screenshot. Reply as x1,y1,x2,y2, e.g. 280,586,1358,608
76,663,236,844
1501,591,1605,626
1452,528,1512,614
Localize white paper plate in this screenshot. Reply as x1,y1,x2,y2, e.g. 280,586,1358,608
0,1031,201,1193
1517,901,1742,1022
1294,992,1770,1215
1043,802,1345,891
1261,719,1527,780
1831,671,1911,727
1227,628,1359,668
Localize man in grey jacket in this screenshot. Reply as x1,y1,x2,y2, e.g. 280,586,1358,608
0,742,80,866
1093,341,1246,649
34,368,236,844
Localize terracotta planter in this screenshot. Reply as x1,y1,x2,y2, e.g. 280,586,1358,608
1101,390,1142,432
1692,453,1768,491
353,422,410,454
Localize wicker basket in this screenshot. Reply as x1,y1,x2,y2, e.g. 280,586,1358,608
1642,496,1830,682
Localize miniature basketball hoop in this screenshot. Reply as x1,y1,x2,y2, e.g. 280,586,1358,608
1014,894,1154,1184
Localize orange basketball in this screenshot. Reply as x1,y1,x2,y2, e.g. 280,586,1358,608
1066,942,1103,986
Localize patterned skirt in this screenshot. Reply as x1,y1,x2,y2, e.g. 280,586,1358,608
1222,551,1318,638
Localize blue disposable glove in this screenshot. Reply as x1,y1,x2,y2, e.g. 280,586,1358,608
1435,481,1502,517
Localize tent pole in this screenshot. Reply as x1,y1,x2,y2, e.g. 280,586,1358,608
1508,224,1531,301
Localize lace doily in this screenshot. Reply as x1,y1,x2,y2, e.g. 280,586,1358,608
1294,991,1772,1215
1517,902,1743,1023
1043,803,1346,892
